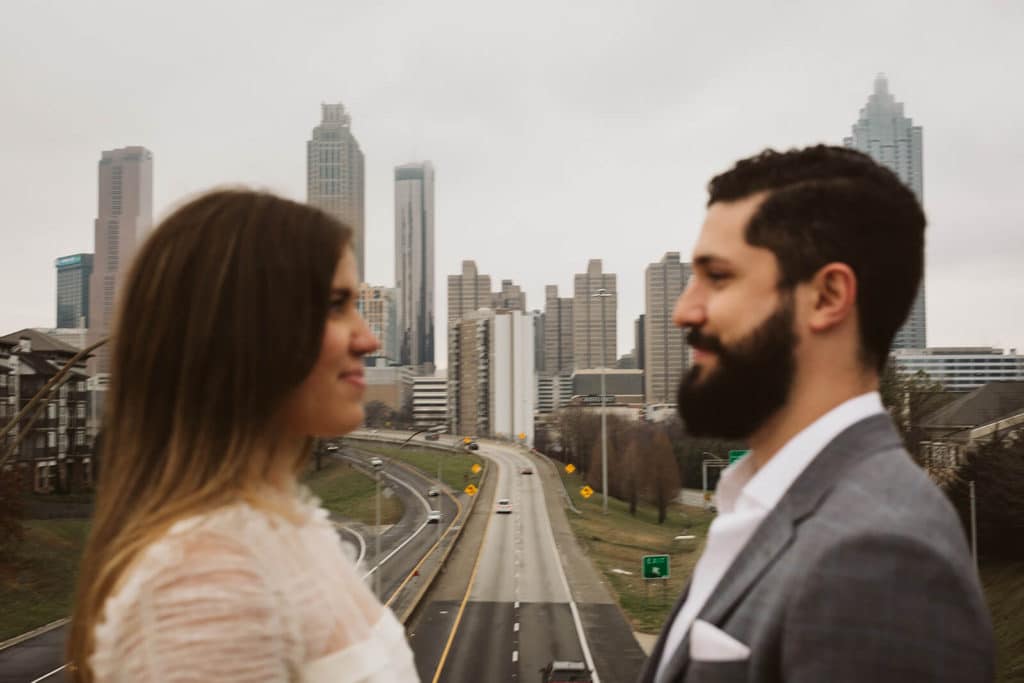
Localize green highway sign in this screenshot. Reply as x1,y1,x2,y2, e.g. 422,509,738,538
728,449,751,464
642,554,670,580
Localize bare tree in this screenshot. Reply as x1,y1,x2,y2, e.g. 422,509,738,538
646,429,681,524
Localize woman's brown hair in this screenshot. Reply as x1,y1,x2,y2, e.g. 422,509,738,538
67,189,351,680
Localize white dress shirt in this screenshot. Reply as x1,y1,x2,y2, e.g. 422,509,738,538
654,392,884,682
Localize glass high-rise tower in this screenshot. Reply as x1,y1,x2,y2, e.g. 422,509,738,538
844,74,926,349
395,162,435,372
307,103,366,281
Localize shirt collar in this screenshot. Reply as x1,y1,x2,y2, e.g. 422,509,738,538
715,391,885,513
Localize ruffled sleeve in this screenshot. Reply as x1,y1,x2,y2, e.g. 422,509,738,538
92,528,296,682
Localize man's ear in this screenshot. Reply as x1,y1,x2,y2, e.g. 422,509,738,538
807,262,857,333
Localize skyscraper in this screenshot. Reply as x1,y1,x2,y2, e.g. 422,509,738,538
307,103,366,280
357,284,400,364
491,279,526,311
395,161,435,372
447,260,491,325
447,308,534,442
88,147,153,375
644,252,691,404
844,74,926,348
543,285,574,376
573,259,617,370
55,253,93,329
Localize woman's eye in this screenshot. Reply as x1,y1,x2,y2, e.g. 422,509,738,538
707,272,730,283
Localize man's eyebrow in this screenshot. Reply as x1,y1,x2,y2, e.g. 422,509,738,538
693,255,732,268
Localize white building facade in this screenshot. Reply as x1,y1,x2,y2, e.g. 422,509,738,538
892,347,1024,392
448,309,535,443
413,373,448,428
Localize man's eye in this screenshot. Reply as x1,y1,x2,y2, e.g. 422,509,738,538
707,272,730,283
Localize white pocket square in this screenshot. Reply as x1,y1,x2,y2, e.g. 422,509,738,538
689,619,751,662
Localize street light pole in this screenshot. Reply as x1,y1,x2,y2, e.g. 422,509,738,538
593,288,613,514
374,468,382,599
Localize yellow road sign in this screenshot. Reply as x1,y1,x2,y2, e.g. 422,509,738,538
518,432,526,440
565,463,576,474
463,437,472,444
580,485,594,499
471,463,482,474
464,483,478,496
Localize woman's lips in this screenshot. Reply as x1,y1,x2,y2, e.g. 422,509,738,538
340,371,366,388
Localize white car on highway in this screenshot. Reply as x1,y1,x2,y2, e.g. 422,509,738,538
495,498,512,514
427,510,442,524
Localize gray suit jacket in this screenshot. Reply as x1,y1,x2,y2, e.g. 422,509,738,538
637,414,995,683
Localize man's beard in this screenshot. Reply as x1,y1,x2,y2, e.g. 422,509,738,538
676,296,797,440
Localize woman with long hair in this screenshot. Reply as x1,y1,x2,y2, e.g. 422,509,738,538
67,189,418,681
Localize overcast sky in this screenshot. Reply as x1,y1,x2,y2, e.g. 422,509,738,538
2,0,1023,365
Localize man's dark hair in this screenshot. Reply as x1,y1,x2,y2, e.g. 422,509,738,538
707,145,925,372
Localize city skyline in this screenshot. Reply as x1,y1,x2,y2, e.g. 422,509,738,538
3,2,1023,364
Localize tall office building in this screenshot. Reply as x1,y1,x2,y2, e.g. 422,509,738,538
55,253,94,329
357,284,400,364
307,103,366,280
492,280,526,311
644,252,691,404
447,260,491,325
543,285,574,376
447,309,534,442
635,315,646,371
395,161,435,372
844,74,925,348
88,147,153,375
531,310,546,375
573,259,617,370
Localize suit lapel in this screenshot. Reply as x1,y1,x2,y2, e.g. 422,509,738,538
637,580,691,683
654,414,903,682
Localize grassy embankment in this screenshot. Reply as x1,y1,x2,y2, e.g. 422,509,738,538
353,443,484,493
982,561,1024,682
557,467,714,632
303,458,403,525
0,519,90,641
0,461,398,642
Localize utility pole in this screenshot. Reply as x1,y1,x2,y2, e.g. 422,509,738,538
374,468,382,598
593,288,613,514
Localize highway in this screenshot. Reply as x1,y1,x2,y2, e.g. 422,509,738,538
410,439,599,683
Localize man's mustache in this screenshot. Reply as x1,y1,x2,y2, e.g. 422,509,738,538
686,327,725,353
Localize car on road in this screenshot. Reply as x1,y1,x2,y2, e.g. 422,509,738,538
540,660,591,682
467,442,479,451
425,432,440,441
369,457,384,469
519,466,533,475
325,442,340,452
427,487,440,497
427,510,442,524
495,498,512,514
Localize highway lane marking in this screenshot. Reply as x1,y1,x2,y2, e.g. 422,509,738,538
383,490,464,608
30,664,66,682
514,622,519,632
506,443,603,683
512,650,519,663
430,452,499,683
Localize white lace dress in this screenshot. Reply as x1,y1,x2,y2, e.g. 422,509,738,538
90,493,419,682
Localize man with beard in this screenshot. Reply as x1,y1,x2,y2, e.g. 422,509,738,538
638,146,994,683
